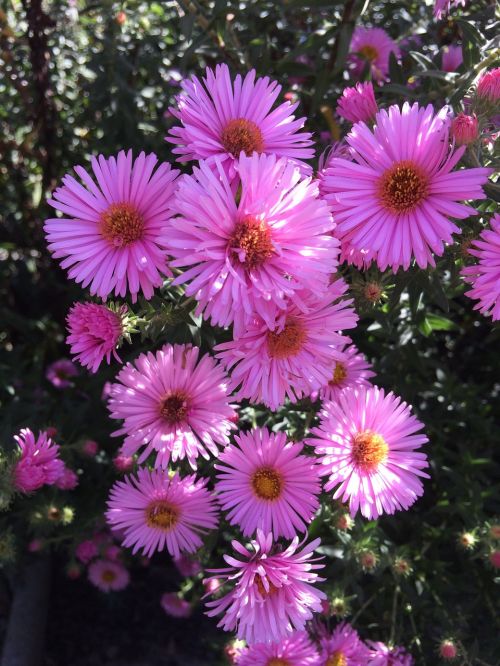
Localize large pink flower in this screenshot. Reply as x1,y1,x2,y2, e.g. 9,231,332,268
349,28,400,82
462,214,500,321
108,344,235,469
205,530,325,645
322,103,491,271
215,281,358,411
166,153,338,335
12,429,65,494
306,386,429,520
319,343,375,403
215,427,321,539
45,358,78,389
166,64,313,175
45,150,179,301
106,468,219,558
237,631,320,666
319,623,370,666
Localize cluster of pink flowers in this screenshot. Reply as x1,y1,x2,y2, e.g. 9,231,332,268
74,530,130,592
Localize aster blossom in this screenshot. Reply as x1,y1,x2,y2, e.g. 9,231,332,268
319,343,375,403
322,102,491,271
12,428,65,494
307,386,429,520
166,153,339,335
204,530,325,645
367,641,414,666
106,468,219,558
166,63,313,176
337,82,378,124
237,631,320,666
215,427,321,539
349,27,400,82
88,559,130,592
107,343,235,469
44,150,179,301
319,622,371,666
160,592,192,618
45,358,78,389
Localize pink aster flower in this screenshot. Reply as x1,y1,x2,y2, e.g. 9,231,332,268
45,359,78,389
75,539,98,564
434,0,466,20
237,631,320,666
367,641,414,666
215,427,321,539
82,439,99,457
12,428,65,494
44,150,179,302
461,214,500,320
173,553,202,577
54,466,79,490
349,27,400,83
337,82,378,124
441,45,463,72
113,452,134,473
319,343,375,402
105,468,219,558
88,559,130,593
322,102,491,271
160,592,192,618
451,113,479,146
205,530,325,645
167,153,338,335
477,67,500,103
215,281,358,411
108,343,235,469
166,64,313,176
306,386,429,520
66,302,126,373
319,622,371,666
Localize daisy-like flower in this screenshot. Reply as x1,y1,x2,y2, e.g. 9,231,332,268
215,427,321,539
319,344,375,403
349,28,400,83
167,153,338,335
322,103,492,271
461,214,500,320
12,429,65,494
434,0,466,20
204,530,325,645
441,45,463,72
166,64,313,176
367,641,414,666
108,343,235,469
105,468,219,558
337,82,378,124
160,592,192,618
306,386,429,520
54,467,79,490
215,281,358,411
88,559,130,593
237,631,320,666
319,623,371,666
44,150,179,302
45,359,78,389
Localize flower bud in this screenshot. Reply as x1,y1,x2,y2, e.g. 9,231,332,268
451,113,479,146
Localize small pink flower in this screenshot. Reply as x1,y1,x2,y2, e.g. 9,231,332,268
237,631,320,665
367,641,413,665
113,453,134,473
88,559,130,592
160,592,192,618
82,439,99,457
75,539,98,564
45,359,78,389
442,45,463,72
349,27,400,82
173,554,202,577
319,622,371,666
55,467,79,490
13,428,65,494
337,82,378,123
203,577,222,595
439,640,458,660
45,426,58,438
477,67,500,102
103,544,122,562
451,113,479,146
489,550,500,568
319,343,375,403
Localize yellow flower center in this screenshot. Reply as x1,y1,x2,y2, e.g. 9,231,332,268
159,391,189,425
351,430,389,471
330,362,348,386
101,569,117,583
251,468,283,500
267,319,306,360
100,202,144,247
145,500,179,530
255,574,278,597
359,44,379,62
267,660,290,666
221,118,265,157
229,215,274,269
378,160,429,214
326,652,347,666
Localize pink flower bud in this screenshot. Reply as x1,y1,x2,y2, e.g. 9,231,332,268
489,550,500,569
451,113,479,146
113,453,134,473
82,439,99,457
477,67,500,103
439,640,458,660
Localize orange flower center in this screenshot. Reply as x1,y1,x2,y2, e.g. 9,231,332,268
326,652,347,666
252,468,282,500
100,202,145,247
101,569,117,583
330,362,348,386
351,430,389,471
221,118,265,157
229,215,274,269
378,160,429,214
359,44,379,62
145,500,179,530
267,319,306,360
159,391,189,425
255,574,279,597
267,660,290,666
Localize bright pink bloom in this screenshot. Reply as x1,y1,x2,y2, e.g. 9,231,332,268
461,214,500,320
307,386,429,520
55,467,79,490
439,640,458,660
367,641,413,666
113,453,134,472
160,592,192,618
173,553,202,577
349,28,400,82
82,439,99,457
322,102,491,271
434,0,466,20
215,281,358,411
442,45,463,72
167,153,338,335
237,631,320,665
477,67,500,102
451,113,479,146
106,468,219,558
44,150,179,302
215,427,321,539
13,429,65,494
66,302,125,373
319,622,371,666
166,64,313,176
204,530,325,644
88,559,130,592
489,550,500,568
75,539,98,564
319,343,375,402
108,343,235,469
45,359,78,389
337,82,378,124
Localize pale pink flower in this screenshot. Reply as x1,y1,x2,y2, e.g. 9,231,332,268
54,467,79,490
319,622,371,666
160,592,192,618
349,27,400,82
451,113,479,146
442,45,463,72
45,359,78,389
367,641,414,666
337,82,378,124
319,343,375,402
75,539,98,564
88,559,130,592
13,428,65,494
237,631,320,665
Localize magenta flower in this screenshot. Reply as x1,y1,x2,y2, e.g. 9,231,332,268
66,302,126,373
160,592,192,618
461,214,500,320
215,281,358,411
167,153,338,335
237,631,320,665
88,559,130,593
166,64,313,176
45,359,78,389
477,67,500,103
204,530,325,644
106,468,219,558
441,45,463,72
337,82,378,124
451,113,479,146
434,0,466,20
12,428,65,494
322,103,491,271
215,427,321,539
307,386,429,520
319,623,370,666
319,343,375,402
367,641,414,666
349,28,400,82
75,539,98,564
44,150,179,302
54,466,79,490
108,343,235,469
